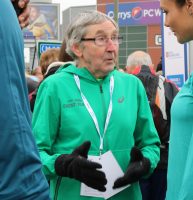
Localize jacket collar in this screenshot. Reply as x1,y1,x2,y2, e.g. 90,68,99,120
59,63,116,83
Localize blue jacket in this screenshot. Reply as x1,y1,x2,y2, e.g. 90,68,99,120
0,1,49,199
166,73,193,200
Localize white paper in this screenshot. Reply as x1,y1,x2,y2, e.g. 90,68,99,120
80,151,130,199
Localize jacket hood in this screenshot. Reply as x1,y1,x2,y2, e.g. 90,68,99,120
45,61,74,75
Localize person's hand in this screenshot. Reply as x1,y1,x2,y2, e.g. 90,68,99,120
55,141,107,192
113,147,150,189
12,0,30,28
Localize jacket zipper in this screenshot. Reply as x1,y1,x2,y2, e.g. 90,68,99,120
99,83,107,134
54,177,62,200
100,84,103,93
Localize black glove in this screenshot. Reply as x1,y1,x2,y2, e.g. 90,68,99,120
113,147,150,189
55,141,107,192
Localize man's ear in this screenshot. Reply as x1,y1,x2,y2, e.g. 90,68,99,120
71,43,83,58
186,0,193,15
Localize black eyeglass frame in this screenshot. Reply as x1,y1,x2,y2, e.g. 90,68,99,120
80,36,123,46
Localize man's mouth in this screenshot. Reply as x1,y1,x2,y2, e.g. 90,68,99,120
105,57,114,61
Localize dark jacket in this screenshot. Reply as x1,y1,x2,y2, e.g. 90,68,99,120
133,65,179,169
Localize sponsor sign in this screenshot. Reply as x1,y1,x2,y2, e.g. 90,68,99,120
106,1,161,26
37,41,61,58
162,13,188,88
167,74,184,88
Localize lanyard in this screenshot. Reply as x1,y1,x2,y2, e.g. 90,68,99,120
74,75,114,156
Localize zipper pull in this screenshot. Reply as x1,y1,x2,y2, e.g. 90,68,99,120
100,84,103,93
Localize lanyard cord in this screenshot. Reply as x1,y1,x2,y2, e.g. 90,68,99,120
74,75,114,155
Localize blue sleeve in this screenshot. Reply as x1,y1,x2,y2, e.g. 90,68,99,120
0,1,50,199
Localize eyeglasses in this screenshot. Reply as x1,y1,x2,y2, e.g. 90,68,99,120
81,36,123,46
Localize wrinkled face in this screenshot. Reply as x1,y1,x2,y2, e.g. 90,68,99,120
160,0,193,43
73,20,119,78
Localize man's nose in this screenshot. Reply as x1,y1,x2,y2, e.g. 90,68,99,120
106,39,118,51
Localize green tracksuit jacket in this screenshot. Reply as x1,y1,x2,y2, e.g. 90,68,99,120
32,64,160,200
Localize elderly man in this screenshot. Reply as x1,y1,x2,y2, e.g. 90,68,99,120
32,11,160,200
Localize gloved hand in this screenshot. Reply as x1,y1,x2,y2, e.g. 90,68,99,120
113,146,150,189
55,141,107,192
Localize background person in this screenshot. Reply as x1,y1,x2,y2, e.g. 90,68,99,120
0,1,50,199
32,10,160,200
31,66,44,82
39,48,61,76
25,71,39,94
156,56,163,76
160,0,193,199
126,50,178,200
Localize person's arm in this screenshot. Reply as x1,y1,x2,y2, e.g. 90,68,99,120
133,81,160,172
12,0,30,28
32,80,61,180
113,80,160,189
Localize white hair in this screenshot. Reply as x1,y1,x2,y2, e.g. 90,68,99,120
126,51,153,67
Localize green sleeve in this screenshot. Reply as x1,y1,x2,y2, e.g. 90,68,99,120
32,80,61,180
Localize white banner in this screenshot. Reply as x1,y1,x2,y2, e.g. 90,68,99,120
162,13,188,88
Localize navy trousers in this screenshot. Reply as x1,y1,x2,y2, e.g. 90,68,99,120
139,169,167,200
